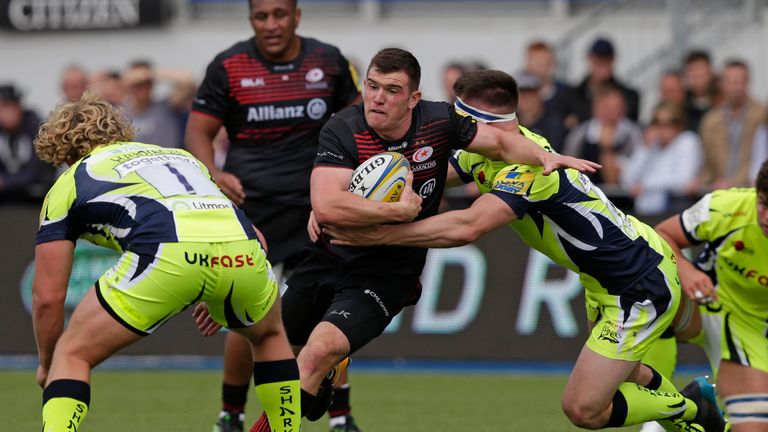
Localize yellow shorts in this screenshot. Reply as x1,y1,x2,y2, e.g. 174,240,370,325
96,240,277,335
585,252,681,361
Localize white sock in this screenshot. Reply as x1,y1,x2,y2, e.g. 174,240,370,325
329,415,347,427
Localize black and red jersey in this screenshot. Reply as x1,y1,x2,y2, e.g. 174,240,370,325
192,36,360,205
313,101,478,277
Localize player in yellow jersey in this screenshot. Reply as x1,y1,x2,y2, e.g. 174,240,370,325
656,163,768,432
323,70,727,431
32,92,300,432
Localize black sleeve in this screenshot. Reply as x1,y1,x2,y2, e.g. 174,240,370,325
448,156,474,184
191,55,230,120
314,118,358,169
489,190,530,219
331,54,361,111
448,106,479,150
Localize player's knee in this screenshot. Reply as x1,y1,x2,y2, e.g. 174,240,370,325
298,336,347,378
561,399,602,429
723,393,768,427
242,317,287,347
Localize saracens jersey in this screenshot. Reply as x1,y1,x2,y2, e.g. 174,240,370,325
314,101,477,277
36,143,256,253
452,126,671,296
681,188,768,320
192,36,360,205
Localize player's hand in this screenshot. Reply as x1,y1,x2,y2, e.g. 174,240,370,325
541,154,601,176
193,302,222,336
36,365,49,389
324,224,388,247
393,172,422,222
679,262,717,304
212,170,245,205
307,211,321,243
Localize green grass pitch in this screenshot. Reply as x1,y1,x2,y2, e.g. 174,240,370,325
4,370,664,431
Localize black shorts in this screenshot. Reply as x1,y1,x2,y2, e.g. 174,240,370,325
282,252,422,354
239,199,311,265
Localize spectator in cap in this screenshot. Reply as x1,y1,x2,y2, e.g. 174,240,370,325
516,71,567,153
564,37,641,127
122,60,196,149
0,84,55,203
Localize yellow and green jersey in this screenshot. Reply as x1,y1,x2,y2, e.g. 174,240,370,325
681,188,768,320
451,126,671,295
37,142,256,252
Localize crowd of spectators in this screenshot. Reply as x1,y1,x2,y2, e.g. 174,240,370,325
2,37,768,215
500,38,764,216
0,60,198,204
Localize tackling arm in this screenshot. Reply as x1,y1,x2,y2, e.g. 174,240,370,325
326,193,517,248
467,124,601,175
32,240,75,373
311,167,422,227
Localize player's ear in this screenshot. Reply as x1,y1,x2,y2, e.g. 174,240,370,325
408,90,421,109
294,7,301,28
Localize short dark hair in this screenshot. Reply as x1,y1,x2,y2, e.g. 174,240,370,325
685,50,711,65
453,70,518,111
757,160,768,197
724,58,749,75
527,40,553,53
249,0,298,11
367,48,421,91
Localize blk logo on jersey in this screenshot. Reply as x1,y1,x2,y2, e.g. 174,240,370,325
241,78,265,87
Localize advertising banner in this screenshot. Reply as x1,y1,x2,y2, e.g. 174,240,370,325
0,207,705,364
0,0,173,32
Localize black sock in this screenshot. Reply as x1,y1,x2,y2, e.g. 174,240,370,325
222,383,249,412
43,379,91,406
644,365,663,391
605,390,629,427
329,385,350,417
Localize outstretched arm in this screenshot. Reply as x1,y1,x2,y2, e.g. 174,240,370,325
466,123,601,175
326,193,517,248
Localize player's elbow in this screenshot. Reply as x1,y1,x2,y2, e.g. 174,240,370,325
32,288,65,311
454,225,483,245
313,204,339,226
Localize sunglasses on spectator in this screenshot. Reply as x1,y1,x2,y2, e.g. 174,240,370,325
651,116,680,127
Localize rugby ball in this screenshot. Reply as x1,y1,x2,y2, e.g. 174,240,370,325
348,152,410,202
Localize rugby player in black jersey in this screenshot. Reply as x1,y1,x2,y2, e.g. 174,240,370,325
185,1,361,431
242,48,600,431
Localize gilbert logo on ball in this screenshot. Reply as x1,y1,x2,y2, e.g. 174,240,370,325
349,152,410,202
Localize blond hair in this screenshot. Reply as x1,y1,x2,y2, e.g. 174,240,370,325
35,91,135,166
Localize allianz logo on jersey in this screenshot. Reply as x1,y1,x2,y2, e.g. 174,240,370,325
246,98,327,122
